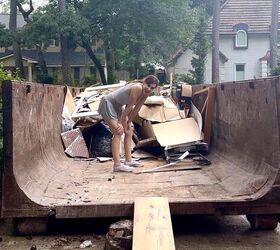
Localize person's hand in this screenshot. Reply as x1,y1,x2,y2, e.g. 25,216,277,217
124,121,134,134
114,122,124,135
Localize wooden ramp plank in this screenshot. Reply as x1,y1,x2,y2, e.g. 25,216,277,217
133,197,175,250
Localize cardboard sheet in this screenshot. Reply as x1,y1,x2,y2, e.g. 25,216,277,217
88,100,101,112
144,96,165,105
64,87,76,115
139,97,181,122
181,84,192,97
152,118,202,147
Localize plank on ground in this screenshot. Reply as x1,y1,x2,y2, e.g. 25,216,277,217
133,197,175,250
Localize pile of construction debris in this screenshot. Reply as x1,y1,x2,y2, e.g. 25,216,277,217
60,80,215,172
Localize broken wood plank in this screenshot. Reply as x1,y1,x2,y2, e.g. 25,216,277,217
204,86,215,146
133,197,175,250
135,165,201,174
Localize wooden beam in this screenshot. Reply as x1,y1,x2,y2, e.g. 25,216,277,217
133,197,175,250
203,87,216,146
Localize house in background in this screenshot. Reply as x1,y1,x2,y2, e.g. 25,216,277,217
0,14,129,84
167,0,280,84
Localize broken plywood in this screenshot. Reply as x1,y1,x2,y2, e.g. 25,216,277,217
152,118,202,147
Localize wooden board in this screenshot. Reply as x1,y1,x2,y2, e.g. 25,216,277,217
152,118,201,147
133,197,175,250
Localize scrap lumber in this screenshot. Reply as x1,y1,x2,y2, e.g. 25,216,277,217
84,81,126,92
136,151,189,174
133,197,175,250
135,164,201,174
193,86,216,145
204,87,215,146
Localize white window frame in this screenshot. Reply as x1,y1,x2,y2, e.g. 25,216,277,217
235,30,247,48
235,64,245,81
49,39,57,47
277,28,280,46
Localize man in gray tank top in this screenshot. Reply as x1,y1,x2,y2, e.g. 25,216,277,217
98,75,159,172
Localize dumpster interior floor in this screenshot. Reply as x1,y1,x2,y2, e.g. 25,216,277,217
37,153,269,206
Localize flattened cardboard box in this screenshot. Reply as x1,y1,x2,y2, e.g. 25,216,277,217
138,97,181,123
152,118,202,147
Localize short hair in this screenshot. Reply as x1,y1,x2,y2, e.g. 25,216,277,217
142,75,159,86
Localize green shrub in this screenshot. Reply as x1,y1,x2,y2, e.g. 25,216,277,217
270,65,280,76
0,63,21,83
83,75,96,86
37,73,54,84
173,73,196,85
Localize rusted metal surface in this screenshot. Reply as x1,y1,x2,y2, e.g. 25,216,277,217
1,77,280,219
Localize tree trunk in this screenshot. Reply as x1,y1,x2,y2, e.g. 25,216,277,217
104,36,115,85
212,0,220,83
36,45,48,75
58,0,72,85
10,0,25,79
82,41,107,84
270,0,279,69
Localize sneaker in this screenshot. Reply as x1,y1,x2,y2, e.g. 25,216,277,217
124,160,144,167
113,163,135,172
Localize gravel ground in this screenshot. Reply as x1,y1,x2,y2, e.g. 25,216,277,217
0,215,279,250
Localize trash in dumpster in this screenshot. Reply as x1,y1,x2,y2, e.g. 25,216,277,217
86,121,113,158
60,80,214,169
151,118,202,147
61,128,89,158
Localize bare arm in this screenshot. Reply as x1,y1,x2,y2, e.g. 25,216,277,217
120,84,142,123
127,93,149,123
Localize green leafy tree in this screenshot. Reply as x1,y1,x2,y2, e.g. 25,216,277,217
188,12,208,84
80,0,197,81
114,0,197,78
0,24,13,47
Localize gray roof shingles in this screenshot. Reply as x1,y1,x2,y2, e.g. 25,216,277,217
0,14,25,28
0,50,94,66
208,0,280,34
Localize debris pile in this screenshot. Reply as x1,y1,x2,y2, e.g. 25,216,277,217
60,80,215,172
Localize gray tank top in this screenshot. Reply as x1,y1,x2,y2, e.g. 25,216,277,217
107,84,131,107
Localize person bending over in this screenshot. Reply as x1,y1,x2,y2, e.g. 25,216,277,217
98,75,159,172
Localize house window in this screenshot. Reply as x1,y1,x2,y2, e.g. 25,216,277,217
49,39,59,47
74,67,80,83
277,28,280,46
235,30,247,48
235,64,245,81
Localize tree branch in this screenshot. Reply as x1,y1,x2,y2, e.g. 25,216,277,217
16,0,34,23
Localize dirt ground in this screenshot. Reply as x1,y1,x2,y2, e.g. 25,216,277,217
0,215,279,250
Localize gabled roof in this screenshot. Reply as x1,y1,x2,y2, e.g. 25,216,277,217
0,50,96,66
208,0,280,34
0,14,25,28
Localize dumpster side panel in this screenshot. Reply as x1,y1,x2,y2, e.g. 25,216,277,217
1,78,280,218
2,81,69,217
212,78,279,171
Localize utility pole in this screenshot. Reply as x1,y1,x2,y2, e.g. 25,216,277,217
212,0,220,83
58,0,72,84
270,0,279,70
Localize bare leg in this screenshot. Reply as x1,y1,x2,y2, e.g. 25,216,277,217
124,127,133,162
102,118,135,172
103,118,124,165
112,134,122,164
